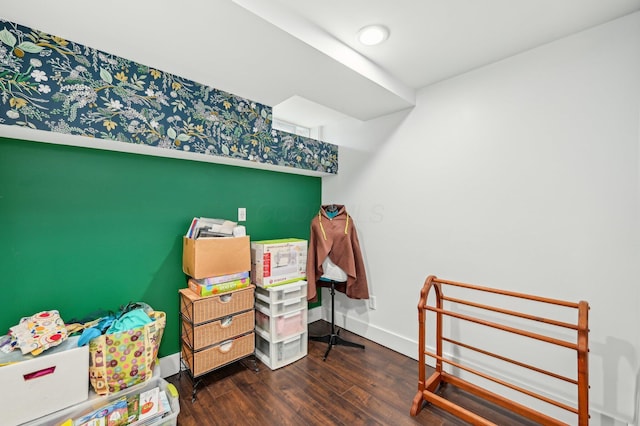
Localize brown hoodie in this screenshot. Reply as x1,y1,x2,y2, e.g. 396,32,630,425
306,205,369,302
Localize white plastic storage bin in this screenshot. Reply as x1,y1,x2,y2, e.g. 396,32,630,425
0,336,89,426
23,372,180,426
254,280,307,304
255,332,307,370
255,306,307,342
255,293,306,316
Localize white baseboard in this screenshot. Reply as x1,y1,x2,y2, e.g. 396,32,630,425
307,306,323,323
159,352,181,377
329,309,418,360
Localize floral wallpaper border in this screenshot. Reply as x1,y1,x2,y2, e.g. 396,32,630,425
0,19,338,174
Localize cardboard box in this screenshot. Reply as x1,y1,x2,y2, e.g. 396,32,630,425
251,238,307,287
195,271,249,286
0,336,89,425
183,235,250,279
188,277,251,297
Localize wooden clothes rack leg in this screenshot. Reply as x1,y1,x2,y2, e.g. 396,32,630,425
310,280,365,361
410,275,590,425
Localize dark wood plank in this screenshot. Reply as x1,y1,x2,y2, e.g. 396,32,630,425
166,320,543,425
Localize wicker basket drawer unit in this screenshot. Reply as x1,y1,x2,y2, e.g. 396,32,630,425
182,309,255,351
181,332,255,377
180,285,255,325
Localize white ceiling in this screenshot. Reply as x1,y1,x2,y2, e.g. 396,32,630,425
2,0,640,127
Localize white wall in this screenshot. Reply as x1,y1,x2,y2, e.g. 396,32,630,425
321,12,640,426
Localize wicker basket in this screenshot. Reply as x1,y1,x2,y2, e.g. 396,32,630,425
181,332,255,377
182,309,254,351
180,286,255,325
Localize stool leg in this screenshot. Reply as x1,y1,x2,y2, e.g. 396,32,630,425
309,280,365,361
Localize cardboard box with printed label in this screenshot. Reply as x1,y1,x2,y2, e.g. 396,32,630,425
188,277,251,297
183,235,250,279
251,238,307,287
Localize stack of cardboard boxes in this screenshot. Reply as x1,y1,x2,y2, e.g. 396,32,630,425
250,238,309,369
180,235,256,381
179,235,310,372
182,236,252,295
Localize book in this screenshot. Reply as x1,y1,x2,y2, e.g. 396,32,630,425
188,277,250,297
72,387,170,426
136,387,160,422
185,217,198,238
195,271,249,286
134,389,171,426
126,393,140,424
75,396,128,426
186,217,237,239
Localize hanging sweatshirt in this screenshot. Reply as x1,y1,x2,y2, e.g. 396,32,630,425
306,204,369,302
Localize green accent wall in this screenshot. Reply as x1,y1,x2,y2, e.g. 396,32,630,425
0,136,321,357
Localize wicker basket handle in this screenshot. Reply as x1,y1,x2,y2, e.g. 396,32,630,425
220,316,233,328
218,339,234,353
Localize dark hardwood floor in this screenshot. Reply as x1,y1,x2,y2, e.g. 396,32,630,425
166,320,539,425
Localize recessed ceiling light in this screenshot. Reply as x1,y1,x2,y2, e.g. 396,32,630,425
357,24,389,46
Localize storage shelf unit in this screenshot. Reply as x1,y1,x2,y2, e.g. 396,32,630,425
179,286,256,399
253,280,308,369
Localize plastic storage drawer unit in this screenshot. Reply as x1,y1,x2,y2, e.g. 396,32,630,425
255,293,306,316
254,280,307,303
255,332,307,370
255,307,307,342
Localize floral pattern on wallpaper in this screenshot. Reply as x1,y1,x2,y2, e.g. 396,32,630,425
0,19,338,174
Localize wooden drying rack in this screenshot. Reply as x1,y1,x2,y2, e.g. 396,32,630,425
410,275,589,425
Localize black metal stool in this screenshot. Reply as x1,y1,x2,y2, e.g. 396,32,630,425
309,280,365,361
